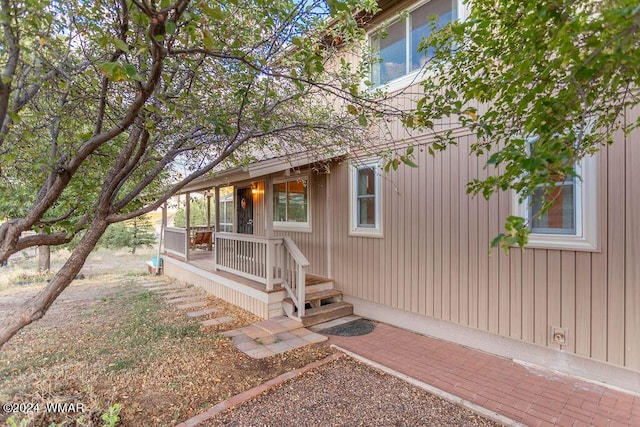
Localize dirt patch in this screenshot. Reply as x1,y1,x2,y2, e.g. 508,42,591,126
0,249,333,426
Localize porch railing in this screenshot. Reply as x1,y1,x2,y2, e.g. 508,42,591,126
214,233,284,289
281,237,309,318
214,233,309,319
165,227,188,259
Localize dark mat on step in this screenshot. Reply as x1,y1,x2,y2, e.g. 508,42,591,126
322,319,375,337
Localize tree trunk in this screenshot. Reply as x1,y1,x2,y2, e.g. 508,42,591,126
38,245,51,273
38,226,51,273
0,218,109,349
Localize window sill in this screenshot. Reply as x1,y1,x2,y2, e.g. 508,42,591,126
349,227,383,238
274,223,312,233
371,70,425,94
521,233,600,252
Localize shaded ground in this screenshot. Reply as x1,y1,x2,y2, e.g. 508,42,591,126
0,248,332,426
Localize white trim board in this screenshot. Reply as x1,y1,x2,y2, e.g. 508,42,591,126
344,295,640,395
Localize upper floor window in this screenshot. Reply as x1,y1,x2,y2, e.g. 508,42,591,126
370,0,458,87
273,177,310,231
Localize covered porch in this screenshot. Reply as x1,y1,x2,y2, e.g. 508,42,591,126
159,154,351,323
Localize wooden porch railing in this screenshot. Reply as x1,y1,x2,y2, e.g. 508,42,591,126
281,237,309,318
214,233,283,288
214,233,309,319
164,227,188,259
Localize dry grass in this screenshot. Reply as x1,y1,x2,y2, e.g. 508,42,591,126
0,249,333,426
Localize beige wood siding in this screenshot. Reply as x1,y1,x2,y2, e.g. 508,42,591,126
273,171,329,277
329,112,640,371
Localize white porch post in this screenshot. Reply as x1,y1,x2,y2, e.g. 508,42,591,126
185,192,190,261
206,192,212,251
265,176,275,290
214,186,220,271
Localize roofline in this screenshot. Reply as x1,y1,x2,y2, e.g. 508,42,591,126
180,151,344,193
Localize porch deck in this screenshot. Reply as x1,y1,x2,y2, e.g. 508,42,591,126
186,250,330,291
162,249,333,320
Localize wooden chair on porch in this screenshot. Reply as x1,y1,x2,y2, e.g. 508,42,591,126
190,231,212,249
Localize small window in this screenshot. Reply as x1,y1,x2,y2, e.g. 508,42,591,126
349,161,383,237
513,154,599,251
370,0,457,87
218,187,234,232
273,177,310,231
528,176,577,235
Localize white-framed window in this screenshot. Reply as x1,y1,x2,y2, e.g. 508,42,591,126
349,160,383,237
369,0,459,89
512,154,599,251
273,176,311,231
218,187,234,232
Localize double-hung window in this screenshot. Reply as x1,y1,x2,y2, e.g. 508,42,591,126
513,144,599,251
349,161,383,237
273,177,310,231
370,0,458,88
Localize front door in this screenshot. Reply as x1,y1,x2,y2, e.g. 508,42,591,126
236,187,253,234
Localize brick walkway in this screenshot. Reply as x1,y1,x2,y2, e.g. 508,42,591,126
328,323,640,427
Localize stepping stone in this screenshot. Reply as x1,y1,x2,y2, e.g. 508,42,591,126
149,288,184,295
200,316,234,327
301,332,327,344
166,295,204,304
148,285,184,291
243,346,276,359
163,291,200,300
176,301,207,310
141,281,168,287
186,308,219,318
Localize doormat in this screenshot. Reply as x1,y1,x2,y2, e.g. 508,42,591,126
321,319,375,337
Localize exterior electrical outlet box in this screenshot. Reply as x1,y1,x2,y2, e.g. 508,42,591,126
552,326,567,345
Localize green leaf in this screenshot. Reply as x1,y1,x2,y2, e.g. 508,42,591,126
165,21,176,35
347,104,359,115
358,114,368,127
202,29,214,50
8,112,21,123
114,39,129,53
400,155,418,168
124,64,144,81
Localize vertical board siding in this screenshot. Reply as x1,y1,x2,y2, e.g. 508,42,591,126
274,172,328,277
626,109,640,370
328,107,638,371
607,136,626,366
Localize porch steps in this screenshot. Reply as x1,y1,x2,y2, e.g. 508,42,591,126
282,288,343,308
283,288,354,327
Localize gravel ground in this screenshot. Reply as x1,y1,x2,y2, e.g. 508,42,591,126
206,355,501,427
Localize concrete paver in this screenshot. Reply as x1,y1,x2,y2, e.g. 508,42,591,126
225,316,326,359
175,301,207,310
166,295,205,304
186,307,219,317
200,316,234,327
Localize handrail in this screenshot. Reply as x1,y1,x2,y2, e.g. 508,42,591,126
282,237,310,268
281,237,308,319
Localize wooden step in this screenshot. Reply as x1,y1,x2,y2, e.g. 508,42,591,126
299,302,353,327
283,288,343,308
